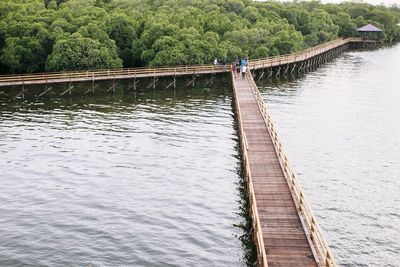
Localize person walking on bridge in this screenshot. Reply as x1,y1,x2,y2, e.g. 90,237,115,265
240,57,248,78
239,58,243,75
241,64,247,78
232,60,238,78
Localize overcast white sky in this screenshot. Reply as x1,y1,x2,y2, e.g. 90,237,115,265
264,0,400,6
320,0,399,5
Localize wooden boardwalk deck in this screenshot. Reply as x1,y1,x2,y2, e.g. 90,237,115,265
233,72,335,266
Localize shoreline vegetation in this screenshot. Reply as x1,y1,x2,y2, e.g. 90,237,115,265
0,0,399,74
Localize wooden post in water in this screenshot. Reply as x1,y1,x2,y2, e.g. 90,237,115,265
275,66,281,78
38,85,53,98
166,77,176,89
283,64,289,76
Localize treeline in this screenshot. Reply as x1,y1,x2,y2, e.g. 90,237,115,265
0,0,400,74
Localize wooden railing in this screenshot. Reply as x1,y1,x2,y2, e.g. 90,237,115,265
0,37,365,87
246,72,337,267
0,65,227,86
248,38,351,70
0,64,225,79
231,72,269,267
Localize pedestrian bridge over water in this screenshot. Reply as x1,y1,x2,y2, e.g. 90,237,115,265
0,37,375,266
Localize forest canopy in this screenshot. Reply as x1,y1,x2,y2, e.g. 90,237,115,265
0,0,399,74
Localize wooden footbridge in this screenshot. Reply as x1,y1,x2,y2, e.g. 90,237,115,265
0,37,373,266
1,37,365,95
233,72,335,266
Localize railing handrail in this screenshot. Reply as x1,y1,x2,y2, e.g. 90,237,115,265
0,65,227,84
245,71,337,267
0,64,224,78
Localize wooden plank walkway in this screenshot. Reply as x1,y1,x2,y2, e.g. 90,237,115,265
0,37,366,88
232,72,335,266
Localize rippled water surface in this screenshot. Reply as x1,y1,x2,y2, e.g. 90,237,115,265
259,44,400,266
0,84,253,266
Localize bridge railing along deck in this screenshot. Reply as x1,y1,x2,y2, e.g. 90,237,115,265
246,72,336,266
0,65,227,86
248,38,352,70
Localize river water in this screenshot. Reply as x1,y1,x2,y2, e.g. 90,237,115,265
259,44,400,266
0,82,255,266
1,44,399,267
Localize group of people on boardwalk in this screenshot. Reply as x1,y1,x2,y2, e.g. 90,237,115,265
214,57,248,78
231,58,248,79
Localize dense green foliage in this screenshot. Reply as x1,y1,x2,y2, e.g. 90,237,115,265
0,0,399,73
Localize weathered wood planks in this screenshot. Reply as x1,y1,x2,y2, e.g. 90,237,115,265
233,74,319,267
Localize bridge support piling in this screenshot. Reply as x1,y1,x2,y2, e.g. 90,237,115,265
258,70,265,81
205,74,215,86
147,78,158,89
127,79,139,92
60,84,74,96
275,66,281,78
298,62,303,74
283,64,289,76
0,90,9,97
107,79,118,93
186,75,196,87
267,68,272,79
38,85,53,98
166,76,177,89
84,81,97,95
15,85,28,99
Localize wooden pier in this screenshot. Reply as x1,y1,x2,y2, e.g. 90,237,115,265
233,71,336,266
0,37,366,92
229,38,355,267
